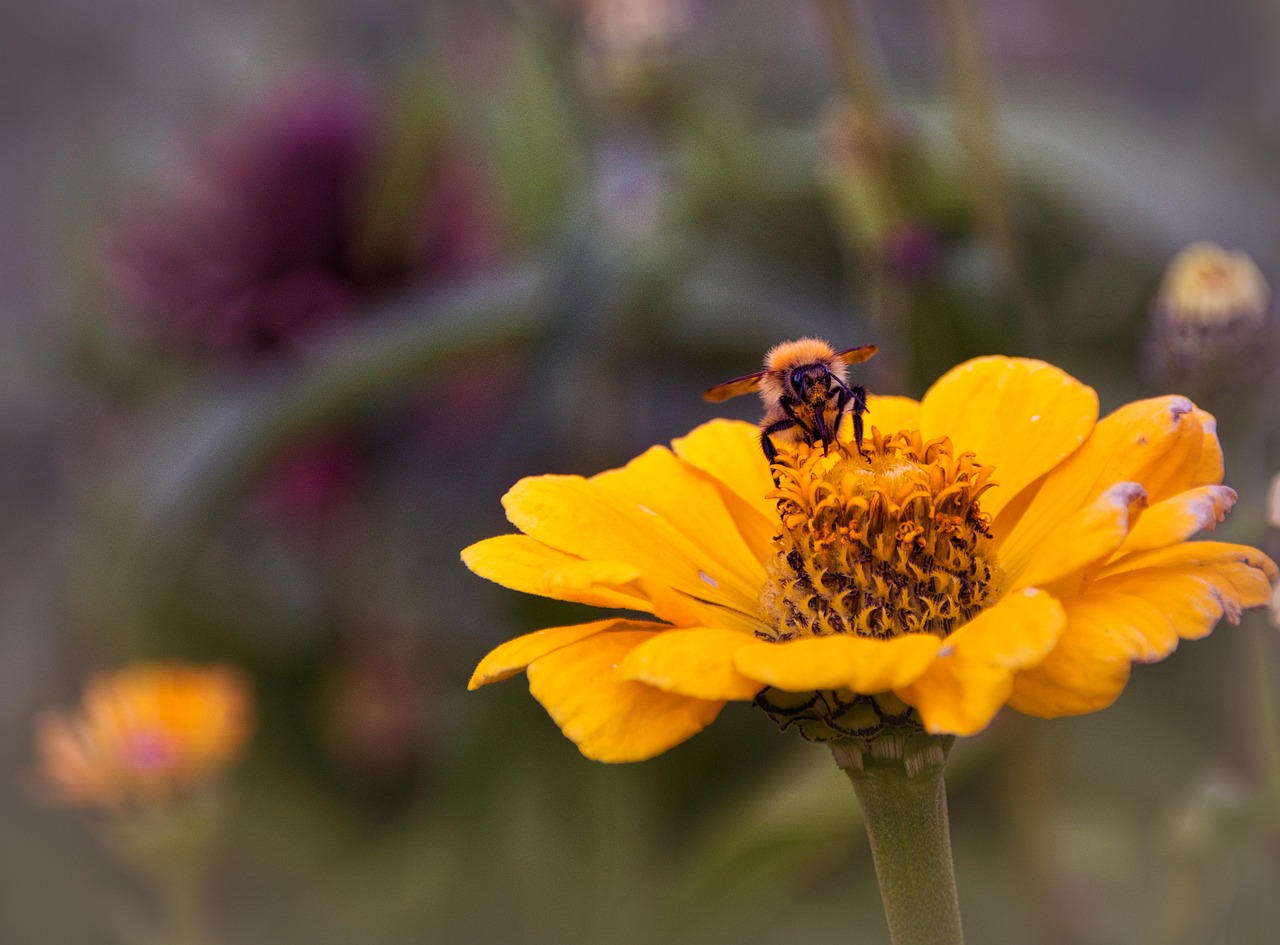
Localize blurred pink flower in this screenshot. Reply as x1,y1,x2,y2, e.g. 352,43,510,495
252,436,368,526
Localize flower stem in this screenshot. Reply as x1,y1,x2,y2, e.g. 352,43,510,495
839,756,965,945
935,0,1043,354
808,0,910,376
810,0,892,150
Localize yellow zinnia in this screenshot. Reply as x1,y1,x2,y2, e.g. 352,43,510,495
36,662,253,808
465,357,1277,762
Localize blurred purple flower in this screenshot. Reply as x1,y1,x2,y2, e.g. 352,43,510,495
884,223,942,283
108,73,504,523
110,73,498,360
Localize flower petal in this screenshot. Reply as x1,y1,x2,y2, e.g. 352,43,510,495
994,396,1209,580
469,619,629,689
462,534,714,627
592,445,771,598
502,463,760,614
732,634,941,693
617,627,764,701
671,420,774,518
1013,541,1280,718
896,589,1066,735
526,629,724,762
1014,536,1269,718
1116,485,1237,556
1008,592,1174,717
1191,408,1224,486
919,357,1099,520
1095,541,1278,633
1012,482,1147,592
463,536,653,613
863,394,922,436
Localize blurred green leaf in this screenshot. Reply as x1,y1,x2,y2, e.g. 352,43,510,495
143,265,548,542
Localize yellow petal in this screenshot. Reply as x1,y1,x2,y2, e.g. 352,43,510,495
1095,541,1278,633
1116,485,1236,556
897,589,1066,735
617,627,764,700
462,534,717,628
469,619,628,689
596,443,774,583
863,394,922,436
502,463,759,615
1010,589,1190,717
1012,482,1147,592
919,357,1099,520
1013,541,1278,721
526,629,724,762
671,419,774,518
1191,408,1224,486
993,396,1209,580
732,634,941,693
614,435,773,565
937,589,1067,669
464,536,653,612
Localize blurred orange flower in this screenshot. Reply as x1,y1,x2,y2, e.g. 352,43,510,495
36,663,252,808
465,357,1277,761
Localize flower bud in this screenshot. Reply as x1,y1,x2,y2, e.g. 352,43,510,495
577,0,691,109
1150,242,1273,394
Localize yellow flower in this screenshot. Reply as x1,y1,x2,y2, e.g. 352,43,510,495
36,662,252,808
465,357,1277,762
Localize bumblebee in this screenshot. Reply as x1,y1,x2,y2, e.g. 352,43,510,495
703,338,877,462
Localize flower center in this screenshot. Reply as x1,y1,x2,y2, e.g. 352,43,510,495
119,727,181,774
758,428,1004,642
754,429,1005,750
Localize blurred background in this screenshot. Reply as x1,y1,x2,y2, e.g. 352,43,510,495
3,0,1280,942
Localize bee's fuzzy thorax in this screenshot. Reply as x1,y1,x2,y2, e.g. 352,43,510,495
760,338,845,406
763,337,840,373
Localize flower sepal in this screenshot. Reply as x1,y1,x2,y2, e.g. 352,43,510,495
829,726,955,781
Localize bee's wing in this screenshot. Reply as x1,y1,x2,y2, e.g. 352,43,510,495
837,344,878,366
702,370,765,403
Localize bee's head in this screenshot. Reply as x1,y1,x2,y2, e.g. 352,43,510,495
788,363,831,399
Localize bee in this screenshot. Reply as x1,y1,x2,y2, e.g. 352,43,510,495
703,338,878,463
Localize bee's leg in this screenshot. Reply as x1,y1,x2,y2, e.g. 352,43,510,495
760,417,796,465
778,396,812,447
848,385,869,457
824,386,853,453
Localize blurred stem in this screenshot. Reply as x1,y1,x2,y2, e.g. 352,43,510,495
1250,623,1280,821
105,805,220,945
935,0,1044,353
997,717,1069,945
835,751,965,945
811,0,892,150
155,868,212,945
810,0,908,372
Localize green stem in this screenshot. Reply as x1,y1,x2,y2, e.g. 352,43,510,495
1249,622,1280,822
935,0,1044,353
839,756,965,945
809,0,910,377
156,867,212,945
810,0,893,147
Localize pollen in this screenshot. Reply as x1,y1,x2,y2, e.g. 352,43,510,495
758,429,1004,644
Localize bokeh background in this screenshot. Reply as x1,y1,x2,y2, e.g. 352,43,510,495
3,1,1280,942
